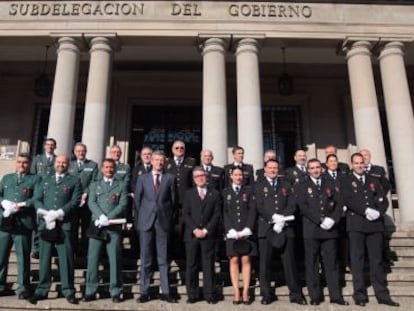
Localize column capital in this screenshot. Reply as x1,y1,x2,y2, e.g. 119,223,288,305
83,33,120,52
378,41,405,61
343,40,373,60
198,37,228,56
55,36,82,54
235,38,262,56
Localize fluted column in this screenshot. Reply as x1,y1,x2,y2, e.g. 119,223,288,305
345,41,388,170
235,38,263,171
47,37,80,155
201,38,227,166
81,37,114,164
379,42,414,224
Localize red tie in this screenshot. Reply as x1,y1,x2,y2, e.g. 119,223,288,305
154,174,160,194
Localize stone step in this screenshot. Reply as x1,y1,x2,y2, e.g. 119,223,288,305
389,238,414,247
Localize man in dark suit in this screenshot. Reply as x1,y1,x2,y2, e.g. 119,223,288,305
200,149,224,192
255,149,285,182
342,153,398,307
224,146,254,187
130,146,153,191
68,142,98,256
255,159,306,305
30,138,57,259
284,149,308,187
321,145,350,174
183,167,221,304
134,151,177,303
297,159,348,306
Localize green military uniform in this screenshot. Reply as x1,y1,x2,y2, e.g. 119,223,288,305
0,173,40,294
68,159,98,254
33,174,81,299
97,162,131,188
85,179,127,298
30,153,56,254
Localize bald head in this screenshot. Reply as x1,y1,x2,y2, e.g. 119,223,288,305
54,154,69,174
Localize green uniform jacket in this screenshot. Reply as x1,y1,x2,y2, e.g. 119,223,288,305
34,174,82,231
68,159,98,193
88,179,128,228
31,154,56,179
0,173,41,231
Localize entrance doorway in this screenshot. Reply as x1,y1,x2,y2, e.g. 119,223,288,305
129,105,202,167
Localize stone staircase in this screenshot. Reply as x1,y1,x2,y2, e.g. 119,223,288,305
2,223,414,310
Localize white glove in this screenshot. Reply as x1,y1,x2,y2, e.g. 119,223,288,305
43,211,57,224
343,206,347,212
320,217,335,230
46,220,56,230
238,227,252,238
226,229,238,240
365,208,380,221
273,222,283,234
1,200,14,210
272,213,285,224
55,209,64,221
99,214,109,227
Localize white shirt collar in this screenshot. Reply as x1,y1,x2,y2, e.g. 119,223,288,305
310,176,321,185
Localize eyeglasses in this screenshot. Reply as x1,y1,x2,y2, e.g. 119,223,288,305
174,146,185,150
193,174,206,178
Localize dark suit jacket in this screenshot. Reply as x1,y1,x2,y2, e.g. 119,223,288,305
165,157,196,205
182,187,221,241
205,165,224,193
297,177,342,239
342,174,388,233
366,164,391,194
134,172,175,232
222,186,256,232
131,163,152,191
223,163,254,187
285,166,308,188
254,178,296,238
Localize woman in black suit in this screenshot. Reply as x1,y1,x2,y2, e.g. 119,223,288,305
222,167,257,305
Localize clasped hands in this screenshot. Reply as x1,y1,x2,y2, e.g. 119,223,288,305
365,207,380,221
226,227,252,240
1,200,26,217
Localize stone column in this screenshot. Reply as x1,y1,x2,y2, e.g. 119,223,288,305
345,41,388,170
201,38,227,166
378,42,414,224
47,37,80,155
235,38,264,171
82,37,114,164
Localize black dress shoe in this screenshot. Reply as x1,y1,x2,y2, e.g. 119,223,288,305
232,299,241,305
291,297,308,305
31,251,39,260
310,299,321,305
378,298,400,307
206,298,217,304
112,294,123,303
82,294,96,302
331,298,349,305
0,289,15,297
159,294,177,303
29,294,46,305
66,294,78,304
138,294,150,303
261,296,275,305
243,299,252,305
17,291,31,300
355,300,366,307
186,297,198,304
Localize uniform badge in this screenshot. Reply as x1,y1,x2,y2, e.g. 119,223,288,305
242,192,248,202
326,188,332,197
263,187,268,193
369,183,376,192
22,188,28,195
335,186,340,193
352,181,357,188
167,163,171,169
227,194,232,201
293,170,297,176
63,184,68,193
111,193,118,203
308,187,313,194
281,188,287,196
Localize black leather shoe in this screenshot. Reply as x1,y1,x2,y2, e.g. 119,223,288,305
206,297,217,304
378,299,400,307
138,294,150,303
310,299,322,305
355,300,366,307
29,294,46,305
31,251,39,259
243,299,252,305
291,297,308,305
17,291,31,300
331,298,349,305
233,299,241,305
82,294,96,302
0,289,15,297
261,296,275,305
186,297,198,304
159,294,177,303
66,294,78,304
112,294,123,303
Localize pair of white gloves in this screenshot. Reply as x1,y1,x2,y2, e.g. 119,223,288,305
1,200,26,217
320,217,335,230
37,208,65,230
272,213,285,234
94,214,110,228
365,207,380,221
226,227,252,240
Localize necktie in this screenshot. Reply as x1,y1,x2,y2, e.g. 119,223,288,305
145,165,150,173
176,160,182,167
271,179,276,189
56,175,62,183
332,171,337,179
47,156,52,164
316,179,321,190
301,166,306,173
17,173,22,183
105,180,111,189
235,186,240,195
78,161,83,170
359,176,364,185
199,188,205,200
154,174,160,194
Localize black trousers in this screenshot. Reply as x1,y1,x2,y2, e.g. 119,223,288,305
304,238,342,301
348,231,390,302
185,239,216,300
258,237,303,299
